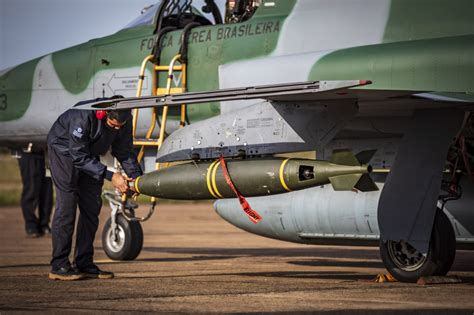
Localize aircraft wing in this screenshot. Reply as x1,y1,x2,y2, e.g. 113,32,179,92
74,80,373,110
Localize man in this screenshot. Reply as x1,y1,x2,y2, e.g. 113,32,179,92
47,97,142,281
17,148,53,237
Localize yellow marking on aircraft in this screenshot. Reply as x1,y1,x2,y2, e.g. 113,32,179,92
279,159,292,192
211,162,224,199
206,161,220,199
134,176,141,193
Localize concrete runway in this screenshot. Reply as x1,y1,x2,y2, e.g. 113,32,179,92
0,203,473,314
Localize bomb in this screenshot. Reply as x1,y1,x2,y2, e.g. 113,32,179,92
131,150,378,200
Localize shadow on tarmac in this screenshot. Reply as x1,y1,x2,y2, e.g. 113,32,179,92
234,270,374,281
120,269,375,282
242,311,474,315
137,255,236,263
1,246,472,284
142,246,474,272
0,263,51,269
142,246,380,259
0,255,235,269
288,259,384,269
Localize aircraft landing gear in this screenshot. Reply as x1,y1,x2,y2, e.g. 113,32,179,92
379,209,456,283
102,213,143,260
101,190,154,261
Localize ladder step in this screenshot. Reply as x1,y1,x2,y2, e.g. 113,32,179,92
157,87,185,95
133,139,161,146
155,65,183,71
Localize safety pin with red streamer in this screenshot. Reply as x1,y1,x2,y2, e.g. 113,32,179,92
219,156,262,224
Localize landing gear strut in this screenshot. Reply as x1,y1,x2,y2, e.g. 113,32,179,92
101,190,154,261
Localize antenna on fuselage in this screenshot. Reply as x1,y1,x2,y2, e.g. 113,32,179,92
141,4,155,14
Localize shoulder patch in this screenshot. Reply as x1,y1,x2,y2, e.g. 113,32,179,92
72,127,84,139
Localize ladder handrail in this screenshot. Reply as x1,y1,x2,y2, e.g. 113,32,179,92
180,63,187,127
157,54,183,150
135,53,185,163
133,54,155,139
149,54,184,202
127,23,192,218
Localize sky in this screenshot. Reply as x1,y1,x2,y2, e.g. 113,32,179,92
0,0,155,70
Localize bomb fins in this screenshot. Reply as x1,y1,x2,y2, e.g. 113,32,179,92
131,150,378,200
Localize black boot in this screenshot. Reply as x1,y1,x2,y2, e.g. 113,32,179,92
78,265,114,279
48,266,84,281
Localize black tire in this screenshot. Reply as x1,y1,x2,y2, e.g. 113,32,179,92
379,209,456,283
433,210,456,276
102,214,143,261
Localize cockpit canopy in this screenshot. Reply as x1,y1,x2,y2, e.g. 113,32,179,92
122,0,262,30
123,4,160,29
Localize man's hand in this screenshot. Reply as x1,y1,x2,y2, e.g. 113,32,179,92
111,172,129,193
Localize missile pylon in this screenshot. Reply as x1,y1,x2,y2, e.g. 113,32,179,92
131,150,378,200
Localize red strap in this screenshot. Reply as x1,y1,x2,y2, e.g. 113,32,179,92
219,156,262,224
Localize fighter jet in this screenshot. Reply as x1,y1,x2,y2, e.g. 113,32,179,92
1,0,473,283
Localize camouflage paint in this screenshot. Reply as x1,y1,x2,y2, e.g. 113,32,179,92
0,0,297,130
382,0,474,43
309,0,474,91
309,35,474,92
52,26,155,95
157,0,297,121
47,1,297,123
51,42,95,94
1,0,473,127
0,58,40,121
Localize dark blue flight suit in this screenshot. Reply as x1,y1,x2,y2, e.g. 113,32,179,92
47,104,142,271
18,150,53,234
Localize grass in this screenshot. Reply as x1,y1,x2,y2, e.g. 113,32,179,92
0,154,22,206
0,188,22,206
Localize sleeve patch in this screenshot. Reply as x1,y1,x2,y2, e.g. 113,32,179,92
72,127,84,139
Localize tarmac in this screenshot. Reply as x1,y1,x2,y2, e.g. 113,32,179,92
0,203,473,314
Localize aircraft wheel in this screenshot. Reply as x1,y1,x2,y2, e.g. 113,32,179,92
432,209,456,276
379,209,456,283
102,214,143,261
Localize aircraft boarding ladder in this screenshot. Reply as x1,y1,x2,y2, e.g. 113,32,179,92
101,16,202,262
103,23,200,227
130,54,187,209
100,52,187,254
133,53,187,164
128,23,200,216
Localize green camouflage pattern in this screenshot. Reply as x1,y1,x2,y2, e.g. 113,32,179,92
0,0,473,134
